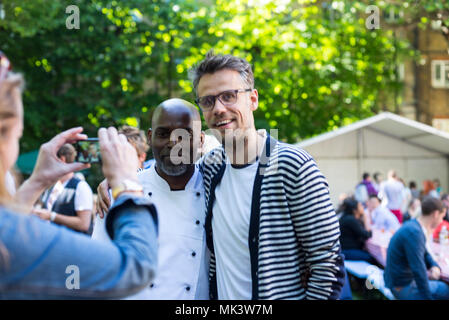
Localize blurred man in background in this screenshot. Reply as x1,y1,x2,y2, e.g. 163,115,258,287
384,197,449,300
366,195,400,233
33,143,94,234
379,170,404,224
118,125,149,170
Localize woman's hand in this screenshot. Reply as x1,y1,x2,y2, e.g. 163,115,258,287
30,127,90,188
98,127,140,190
15,127,90,210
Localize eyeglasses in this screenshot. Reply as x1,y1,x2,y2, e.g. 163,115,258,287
195,89,252,112
0,51,12,83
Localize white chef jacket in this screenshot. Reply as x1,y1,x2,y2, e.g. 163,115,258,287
92,165,209,300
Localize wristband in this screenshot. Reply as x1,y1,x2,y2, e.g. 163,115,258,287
50,211,57,222
111,179,143,200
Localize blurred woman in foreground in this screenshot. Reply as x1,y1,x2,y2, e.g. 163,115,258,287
0,52,158,299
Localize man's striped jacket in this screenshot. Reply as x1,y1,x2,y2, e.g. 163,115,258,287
200,135,345,300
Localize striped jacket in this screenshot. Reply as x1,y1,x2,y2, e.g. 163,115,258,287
200,135,345,300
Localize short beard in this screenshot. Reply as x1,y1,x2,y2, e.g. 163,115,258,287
157,162,189,176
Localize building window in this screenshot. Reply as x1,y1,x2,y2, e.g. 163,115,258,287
431,60,449,89
384,5,403,23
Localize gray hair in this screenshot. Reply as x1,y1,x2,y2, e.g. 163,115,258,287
188,50,254,95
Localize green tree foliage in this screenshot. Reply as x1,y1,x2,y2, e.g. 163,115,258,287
179,0,417,141
0,0,446,151
0,0,214,152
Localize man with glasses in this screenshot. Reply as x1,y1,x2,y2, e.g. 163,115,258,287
190,51,345,300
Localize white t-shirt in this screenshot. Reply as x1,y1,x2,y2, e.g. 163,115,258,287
379,179,404,211
72,180,94,211
212,160,259,300
46,179,93,212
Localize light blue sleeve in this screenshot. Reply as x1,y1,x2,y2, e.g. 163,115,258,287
0,195,158,299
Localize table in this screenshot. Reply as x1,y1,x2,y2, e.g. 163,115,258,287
429,241,449,283
365,229,391,267
364,228,449,283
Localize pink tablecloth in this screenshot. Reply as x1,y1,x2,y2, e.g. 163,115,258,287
364,229,392,267
364,229,449,283
429,242,449,283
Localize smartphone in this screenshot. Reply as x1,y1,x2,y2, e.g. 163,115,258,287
74,138,101,164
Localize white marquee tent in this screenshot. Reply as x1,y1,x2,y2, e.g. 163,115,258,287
295,112,449,207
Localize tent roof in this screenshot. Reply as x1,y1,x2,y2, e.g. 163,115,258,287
295,112,449,156
15,149,39,175
15,149,90,176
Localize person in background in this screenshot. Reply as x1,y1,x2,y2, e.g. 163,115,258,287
366,195,400,233
0,52,158,299
118,125,149,170
354,173,377,206
74,171,86,181
409,181,420,200
33,144,94,234
335,193,349,219
433,197,449,241
339,198,376,264
384,197,449,300
372,172,383,194
422,180,438,199
403,198,422,223
433,179,442,198
441,194,449,222
379,170,404,224
401,178,412,215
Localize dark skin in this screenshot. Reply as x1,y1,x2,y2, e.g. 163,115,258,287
148,99,204,190
96,98,204,216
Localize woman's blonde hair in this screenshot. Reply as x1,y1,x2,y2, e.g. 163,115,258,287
0,72,24,205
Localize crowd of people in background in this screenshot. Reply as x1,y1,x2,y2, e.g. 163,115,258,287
338,170,449,299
